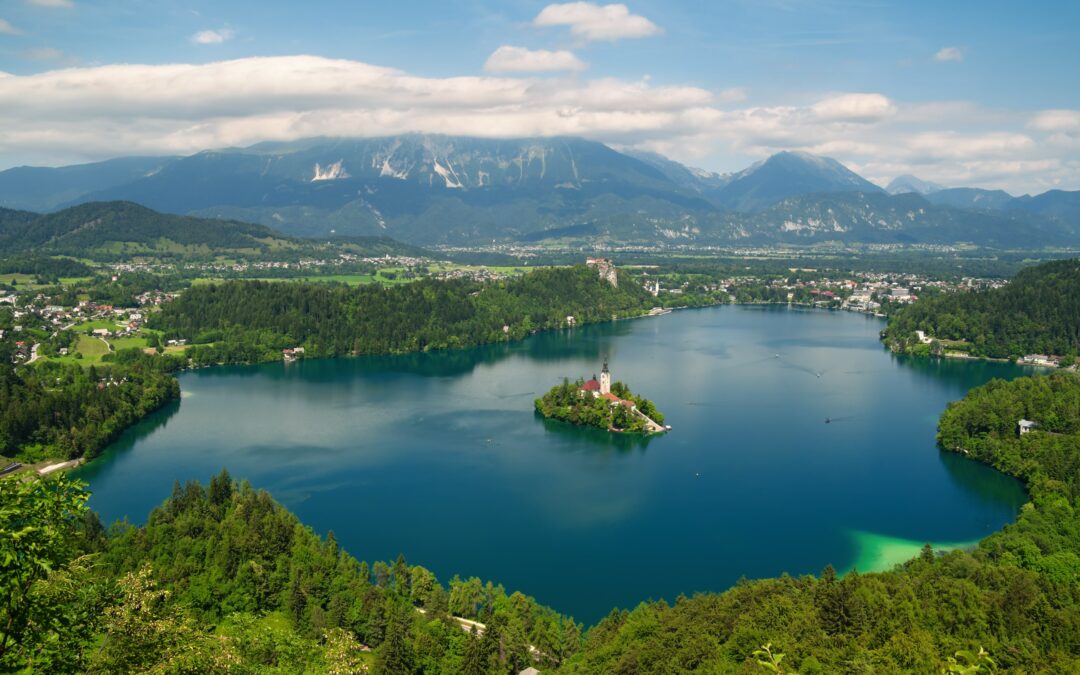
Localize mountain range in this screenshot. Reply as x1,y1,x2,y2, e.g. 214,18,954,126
0,135,1077,248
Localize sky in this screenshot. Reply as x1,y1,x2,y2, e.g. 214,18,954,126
0,0,1078,194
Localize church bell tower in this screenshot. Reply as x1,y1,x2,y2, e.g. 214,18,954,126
600,360,611,395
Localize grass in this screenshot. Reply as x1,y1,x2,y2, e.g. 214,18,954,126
3,273,37,286
46,334,112,365
71,318,127,332
939,339,973,350
109,335,150,351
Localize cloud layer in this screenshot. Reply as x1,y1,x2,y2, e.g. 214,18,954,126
534,2,662,42
0,54,1075,194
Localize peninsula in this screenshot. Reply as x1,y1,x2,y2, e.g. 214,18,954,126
535,361,668,434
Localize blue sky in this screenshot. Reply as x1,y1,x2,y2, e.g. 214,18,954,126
1,1,1078,193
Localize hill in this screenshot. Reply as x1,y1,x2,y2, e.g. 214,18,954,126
884,258,1080,358
0,201,304,259
1008,189,1080,225
748,190,1071,247
925,187,1015,211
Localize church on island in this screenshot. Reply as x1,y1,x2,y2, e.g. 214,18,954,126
580,361,622,402
579,362,668,432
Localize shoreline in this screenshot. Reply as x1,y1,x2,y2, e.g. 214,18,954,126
50,302,1046,628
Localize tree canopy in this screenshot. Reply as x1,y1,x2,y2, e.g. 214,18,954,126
884,259,1080,358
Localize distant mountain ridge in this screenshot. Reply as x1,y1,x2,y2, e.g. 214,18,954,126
886,174,944,195
0,135,1076,248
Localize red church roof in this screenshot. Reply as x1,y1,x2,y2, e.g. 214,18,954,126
581,379,601,391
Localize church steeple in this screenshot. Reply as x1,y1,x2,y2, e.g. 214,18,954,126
600,360,611,395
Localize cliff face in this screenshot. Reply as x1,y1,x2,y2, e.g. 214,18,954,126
588,257,618,287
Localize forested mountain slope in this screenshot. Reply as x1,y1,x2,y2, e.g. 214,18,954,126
150,264,654,364
1,471,581,672
0,201,301,260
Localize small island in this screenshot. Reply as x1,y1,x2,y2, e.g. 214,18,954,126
535,361,668,434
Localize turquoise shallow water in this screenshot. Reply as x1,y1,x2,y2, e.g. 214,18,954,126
75,305,1030,624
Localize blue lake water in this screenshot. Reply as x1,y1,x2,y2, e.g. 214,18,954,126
76,305,1029,624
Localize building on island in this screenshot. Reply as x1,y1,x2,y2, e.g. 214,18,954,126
1018,419,1039,436
575,361,666,432
580,361,613,396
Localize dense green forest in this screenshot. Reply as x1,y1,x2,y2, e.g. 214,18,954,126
0,255,92,281
3,374,1077,672
151,265,653,365
884,259,1080,358
1,470,582,673
0,353,180,462
535,379,666,433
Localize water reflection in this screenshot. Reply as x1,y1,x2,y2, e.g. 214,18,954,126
74,398,182,484
938,450,1028,511
537,414,655,452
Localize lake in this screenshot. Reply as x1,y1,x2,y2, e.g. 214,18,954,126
75,305,1030,624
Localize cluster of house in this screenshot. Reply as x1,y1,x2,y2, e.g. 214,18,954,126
1021,354,1065,368
9,339,31,362
1,290,164,362
282,346,306,362
433,267,509,282
136,290,177,306
96,375,130,390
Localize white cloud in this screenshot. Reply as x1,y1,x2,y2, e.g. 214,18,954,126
934,47,963,63
907,131,1034,159
534,3,662,42
0,19,20,35
1029,109,1080,133
484,46,586,73
25,0,74,7
0,55,1074,193
191,28,234,45
811,93,896,123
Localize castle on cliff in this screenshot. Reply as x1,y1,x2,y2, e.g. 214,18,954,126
586,257,618,287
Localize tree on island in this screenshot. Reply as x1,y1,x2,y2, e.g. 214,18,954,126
535,377,665,433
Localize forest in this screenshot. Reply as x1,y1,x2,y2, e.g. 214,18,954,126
3,373,1077,672
151,265,654,366
0,470,582,673
0,353,180,462
883,258,1080,358
534,379,666,433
